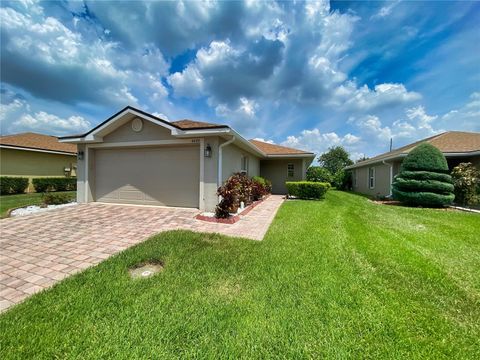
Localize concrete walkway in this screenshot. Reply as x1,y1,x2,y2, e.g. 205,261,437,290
0,195,284,312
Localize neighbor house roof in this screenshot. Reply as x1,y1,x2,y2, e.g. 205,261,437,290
346,131,480,169
249,139,314,156
0,132,77,155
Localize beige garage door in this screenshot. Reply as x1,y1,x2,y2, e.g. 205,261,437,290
94,146,199,208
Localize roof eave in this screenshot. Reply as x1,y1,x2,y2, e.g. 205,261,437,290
0,144,77,156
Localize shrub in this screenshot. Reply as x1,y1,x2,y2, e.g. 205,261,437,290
285,181,329,200
0,177,29,195
43,192,75,205
451,162,480,206
251,176,271,201
306,167,333,184
392,143,454,207
32,177,76,192
334,170,353,190
215,173,251,218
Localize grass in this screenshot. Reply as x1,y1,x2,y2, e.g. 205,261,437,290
0,191,76,218
1,191,479,359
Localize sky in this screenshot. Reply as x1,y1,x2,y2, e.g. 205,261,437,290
1,0,479,159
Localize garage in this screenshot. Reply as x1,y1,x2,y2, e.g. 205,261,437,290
94,145,200,208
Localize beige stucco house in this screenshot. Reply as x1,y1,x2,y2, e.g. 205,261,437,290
0,132,77,191
60,106,315,211
345,131,480,198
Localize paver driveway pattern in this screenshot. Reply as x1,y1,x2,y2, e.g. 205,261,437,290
0,195,284,312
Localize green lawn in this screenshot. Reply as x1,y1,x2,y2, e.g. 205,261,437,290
1,191,479,359
0,191,76,218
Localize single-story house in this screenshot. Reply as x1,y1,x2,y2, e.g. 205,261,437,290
345,131,480,198
60,106,315,211
0,132,77,191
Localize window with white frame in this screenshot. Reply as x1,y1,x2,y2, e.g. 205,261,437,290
241,156,249,175
287,163,295,177
368,167,375,189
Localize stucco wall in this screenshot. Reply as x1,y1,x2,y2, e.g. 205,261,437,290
352,162,392,198
203,136,220,212
103,119,175,142
0,148,76,192
260,159,304,194
221,142,260,181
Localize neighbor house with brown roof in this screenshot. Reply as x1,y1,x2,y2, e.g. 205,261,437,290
60,106,315,211
345,131,480,198
0,132,77,191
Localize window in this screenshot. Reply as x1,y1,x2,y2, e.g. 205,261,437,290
241,156,249,175
287,163,295,177
368,167,375,189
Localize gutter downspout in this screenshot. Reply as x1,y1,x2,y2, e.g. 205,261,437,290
218,136,236,188
382,160,393,198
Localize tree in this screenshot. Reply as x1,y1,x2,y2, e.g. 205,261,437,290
306,167,333,184
451,162,480,206
392,143,454,207
318,146,354,175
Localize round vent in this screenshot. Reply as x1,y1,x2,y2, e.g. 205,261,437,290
131,118,143,132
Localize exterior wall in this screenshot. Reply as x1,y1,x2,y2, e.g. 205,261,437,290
221,142,260,181
203,136,220,212
103,119,174,142
0,148,76,192
260,159,304,194
352,162,392,198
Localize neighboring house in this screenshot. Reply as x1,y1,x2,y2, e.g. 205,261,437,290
0,132,77,192
345,131,480,198
60,106,315,211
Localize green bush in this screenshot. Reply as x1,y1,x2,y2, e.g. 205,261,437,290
43,192,75,205
334,170,353,190
451,162,480,206
0,177,29,195
32,177,76,192
285,181,329,200
392,143,454,207
251,176,271,201
306,167,333,183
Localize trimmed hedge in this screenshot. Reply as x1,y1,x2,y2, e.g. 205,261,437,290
32,177,77,192
286,181,330,200
43,192,75,205
392,143,453,207
0,177,29,195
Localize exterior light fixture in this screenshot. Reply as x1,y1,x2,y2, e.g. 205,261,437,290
204,144,212,158
77,151,84,160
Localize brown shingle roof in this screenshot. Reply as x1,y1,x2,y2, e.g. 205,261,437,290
348,131,480,168
0,132,77,154
170,119,228,129
249,139,314,156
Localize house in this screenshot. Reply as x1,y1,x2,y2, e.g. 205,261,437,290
0,132,77,191
345,131,480,198
59,106,315,211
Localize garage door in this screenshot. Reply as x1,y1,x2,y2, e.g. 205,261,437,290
94,146,199,208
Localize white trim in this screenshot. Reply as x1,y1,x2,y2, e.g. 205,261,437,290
199,138,205,211
84,145,89,203
382,160,393,197
174,128,231,137
0,144,76,156
86,139,194,148
287,163,295,178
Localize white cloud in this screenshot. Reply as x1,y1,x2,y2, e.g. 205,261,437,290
253,137,274,144
441,92,480,130
282,128,361,157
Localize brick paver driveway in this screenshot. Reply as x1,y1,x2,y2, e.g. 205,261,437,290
0,195,284,312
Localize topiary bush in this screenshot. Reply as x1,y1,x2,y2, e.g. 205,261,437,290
43,192,75,205
0,177,29,195
306,167,333,184
392,143,454,207
285,181,330,200
451,162,480,206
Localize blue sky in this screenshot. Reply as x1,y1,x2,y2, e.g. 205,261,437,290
1,0,479,159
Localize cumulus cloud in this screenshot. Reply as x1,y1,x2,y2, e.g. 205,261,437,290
282,128,361,158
